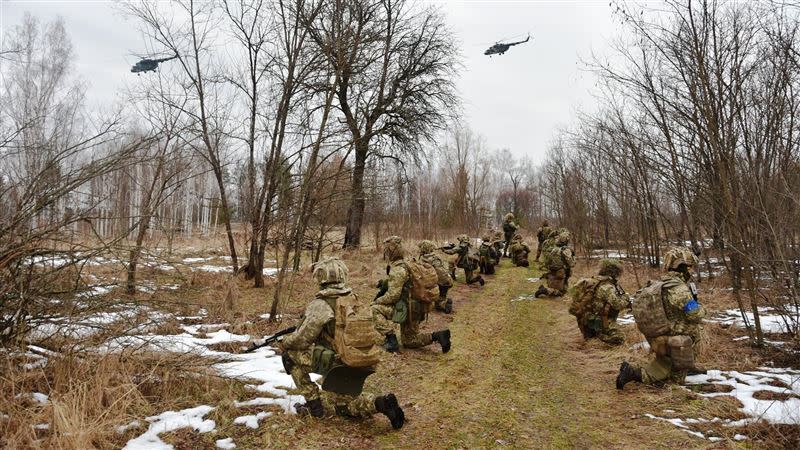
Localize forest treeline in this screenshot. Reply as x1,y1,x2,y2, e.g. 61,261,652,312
1,0,798,343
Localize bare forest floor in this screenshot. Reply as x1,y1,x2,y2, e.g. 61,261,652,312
2,237,799,449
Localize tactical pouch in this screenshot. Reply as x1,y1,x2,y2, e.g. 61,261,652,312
668,335,694,370
392,299,408,324
409,299,427,322
312,345,336,376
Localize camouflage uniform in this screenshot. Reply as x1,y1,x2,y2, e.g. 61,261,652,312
507,234,530,267
618,247,707,389
634,272,706,384
539,229,559,261
501,213,518,257
418,240,453,313
492,230,505,256
478,235,499,275
569,260,628,346
537,235,575,297
535,220,552,262
280,258,403,428
374,236,451,352
442,235,484,285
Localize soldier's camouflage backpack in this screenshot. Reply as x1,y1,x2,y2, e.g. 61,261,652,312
406,258,439,304
568,277,602,318
544,245,572,271
631,278,683,338
334,293,382,368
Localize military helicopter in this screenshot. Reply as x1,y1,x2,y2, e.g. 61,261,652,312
484,34,530,57
130,54,178,74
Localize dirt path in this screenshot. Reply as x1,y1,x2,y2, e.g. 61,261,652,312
282,259,706,449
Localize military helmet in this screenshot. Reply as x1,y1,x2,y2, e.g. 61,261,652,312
312,257,348,286
547,229,559,239
505,213,515,221
418,239,436,254
542,219,549,226
599,258,623,278
456,234,470,244
556,233,570,246
481,235,491,242
382,235,405,261
663,246,698,271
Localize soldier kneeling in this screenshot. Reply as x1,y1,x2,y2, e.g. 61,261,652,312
568,259,628,346
279,257,405,429
508,234,530,267
617,247,706,389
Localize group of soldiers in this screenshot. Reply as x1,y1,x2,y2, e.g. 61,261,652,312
271,212,707,430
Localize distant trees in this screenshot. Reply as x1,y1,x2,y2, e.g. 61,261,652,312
0,14,147,342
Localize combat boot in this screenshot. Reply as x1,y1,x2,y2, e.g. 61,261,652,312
444,298,453,314
534,285,548,298
431,329,451,353
616,361,642,389
384,333,400,353
374,393,404,429
477,276,485,286
294,398,324,418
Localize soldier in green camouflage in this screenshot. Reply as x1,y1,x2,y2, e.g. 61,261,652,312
617,247,707,388
535,220,552,262
373,236,451,353
418,240,453,314
279,257,404,428
535,233,575,298
539,228,559,262
568,259,629,345
508,234,530,267
492,230,505,257
442,234,485,286
478,234,499,275
501,213,518,257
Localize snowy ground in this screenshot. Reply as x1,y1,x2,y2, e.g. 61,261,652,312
112,317,307,449
643,367,800,441
706,305,799,334
20,300,308,449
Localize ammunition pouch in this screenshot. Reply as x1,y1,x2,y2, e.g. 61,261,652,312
281,353,295,374
668,335,694,370
311,345,336,376
391,299,408,324
409,299,427,322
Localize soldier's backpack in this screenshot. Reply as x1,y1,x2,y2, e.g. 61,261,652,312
631,279,682,338
568,277,602,318
502,221,515,234
406,259,439,304
333,293,382,368
544,246,565,271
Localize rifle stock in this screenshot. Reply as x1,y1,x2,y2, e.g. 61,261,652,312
244,326,297,353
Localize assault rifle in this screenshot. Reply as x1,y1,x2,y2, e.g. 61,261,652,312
244,326,297,353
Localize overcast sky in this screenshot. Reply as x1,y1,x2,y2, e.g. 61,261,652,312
1,0,621,162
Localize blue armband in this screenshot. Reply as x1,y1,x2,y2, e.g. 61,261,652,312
683,299,700,313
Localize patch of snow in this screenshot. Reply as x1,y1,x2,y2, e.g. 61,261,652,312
31,392,49,404
123,405,215,450
216,438,236,449
734,434,748,441
685,367,800,425
233,411,272,429
193,265,232,273
617,313,635,325
630,341,651,352
706,306,799,334
76,285,114,298
526,277,540,283
116,420,141,434
34,423,50,430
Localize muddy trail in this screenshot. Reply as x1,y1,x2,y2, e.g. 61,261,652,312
270,260,705,449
